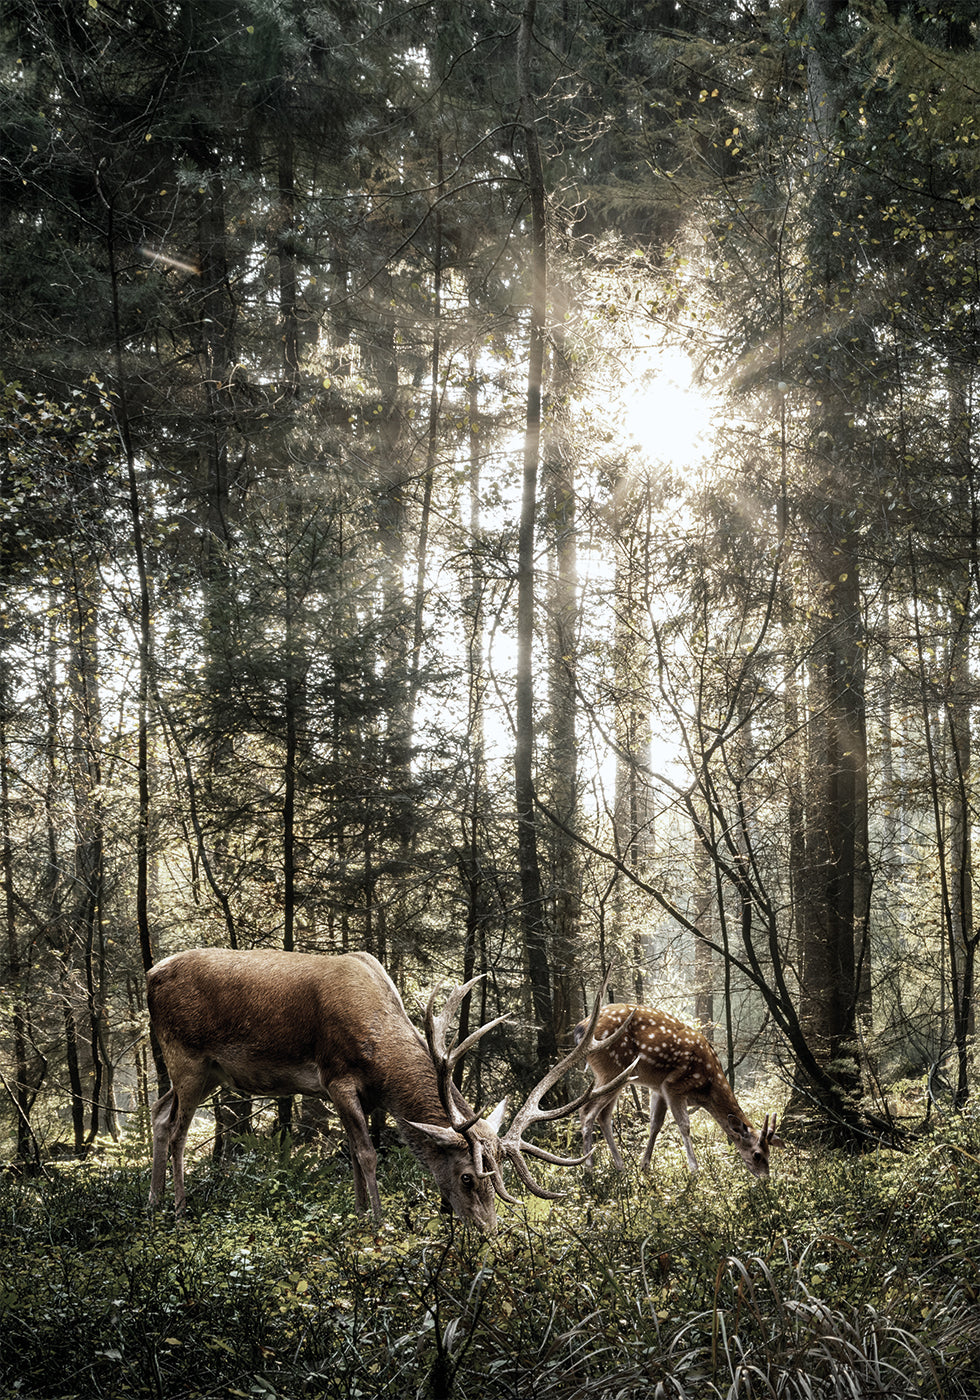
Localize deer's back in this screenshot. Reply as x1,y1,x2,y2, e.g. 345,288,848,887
147,948,415,1089
588,1003,723,1097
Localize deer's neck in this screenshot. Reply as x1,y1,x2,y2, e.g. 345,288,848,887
704,1077,751,1137
378,1033,456,1130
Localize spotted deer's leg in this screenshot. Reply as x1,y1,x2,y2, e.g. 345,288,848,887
639,1091,668,1172
595,1093,626,1172
664,1088,700,1173
581,1087,625,1173
580,1100,598,1176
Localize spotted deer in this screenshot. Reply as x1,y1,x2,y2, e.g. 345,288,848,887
573,1003,782,1179
147,948,633,1231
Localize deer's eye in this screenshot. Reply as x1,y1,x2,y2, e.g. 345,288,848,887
461,1172,475,1191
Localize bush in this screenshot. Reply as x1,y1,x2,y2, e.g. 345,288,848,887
1,1122,978,1398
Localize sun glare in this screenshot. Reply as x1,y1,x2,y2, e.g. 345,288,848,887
615,346,715,473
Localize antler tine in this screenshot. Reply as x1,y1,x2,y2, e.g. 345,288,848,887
424,974,511,1129
497,1055,639,1181
502,1147,566,1201
528,1050,638,1129
424,973,482,1057
503,988,633,1142
495,974,638,1197
425,975,510,1067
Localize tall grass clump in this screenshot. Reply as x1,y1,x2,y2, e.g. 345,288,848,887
1,1115,978,1397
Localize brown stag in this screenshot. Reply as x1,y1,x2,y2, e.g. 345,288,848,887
574,1002,783,1179
147,948,633,1230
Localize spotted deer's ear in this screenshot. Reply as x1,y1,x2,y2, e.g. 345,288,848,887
763,1114,785,1148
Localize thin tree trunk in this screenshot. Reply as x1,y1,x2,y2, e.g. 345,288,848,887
611,474,655,998
66,554,109,1143
1,661,43,1166
943,365,977,1103
104,199,154,980
410,140,444,725
456,345,490,1094
544,301,581,1040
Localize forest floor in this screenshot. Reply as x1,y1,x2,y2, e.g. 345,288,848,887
1,1105,978,1399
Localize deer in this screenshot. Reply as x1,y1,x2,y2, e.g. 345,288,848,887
146,947,635,1231
574,1002,783,1180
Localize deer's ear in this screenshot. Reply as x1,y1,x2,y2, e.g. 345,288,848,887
763,1114,785,1147
483,1097,508,1135
407,1120,464,1148
727,1113,750,1139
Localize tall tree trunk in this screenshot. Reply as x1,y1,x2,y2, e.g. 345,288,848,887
409,140,444,728
943,366,977,1104
104,199,154,982
611,472,655,997
279,123,302,960
515,0,555,1068
369,268,411,947
277,124,304,1136
787,0,870,1135
200,176,235,560
197,172,244,985
793,509,866,1125
42,591,85,1149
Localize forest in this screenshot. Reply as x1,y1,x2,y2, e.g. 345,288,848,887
1,0,979,1395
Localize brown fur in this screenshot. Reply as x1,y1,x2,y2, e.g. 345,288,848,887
574,1003,782,1179
147,948,504,1229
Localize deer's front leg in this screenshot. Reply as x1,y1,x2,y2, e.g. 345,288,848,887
327,1077,383,1219
665,1091,700,1174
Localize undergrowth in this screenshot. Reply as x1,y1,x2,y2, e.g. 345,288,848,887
1,1114,978,1399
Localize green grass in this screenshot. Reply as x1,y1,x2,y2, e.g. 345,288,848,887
1,1114,978,1398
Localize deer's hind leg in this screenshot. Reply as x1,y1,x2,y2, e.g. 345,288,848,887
639,1091,669,1172
149,1058,220,1215
149,1087,177,1208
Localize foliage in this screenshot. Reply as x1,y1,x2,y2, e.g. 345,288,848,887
1,1117,979,1398
0,0,978,1195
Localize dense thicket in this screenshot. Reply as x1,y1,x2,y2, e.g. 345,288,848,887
0,0,977,1163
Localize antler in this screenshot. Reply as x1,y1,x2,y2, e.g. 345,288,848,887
494,978,638,1201
424,974,510,1132
422,970,638,1206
